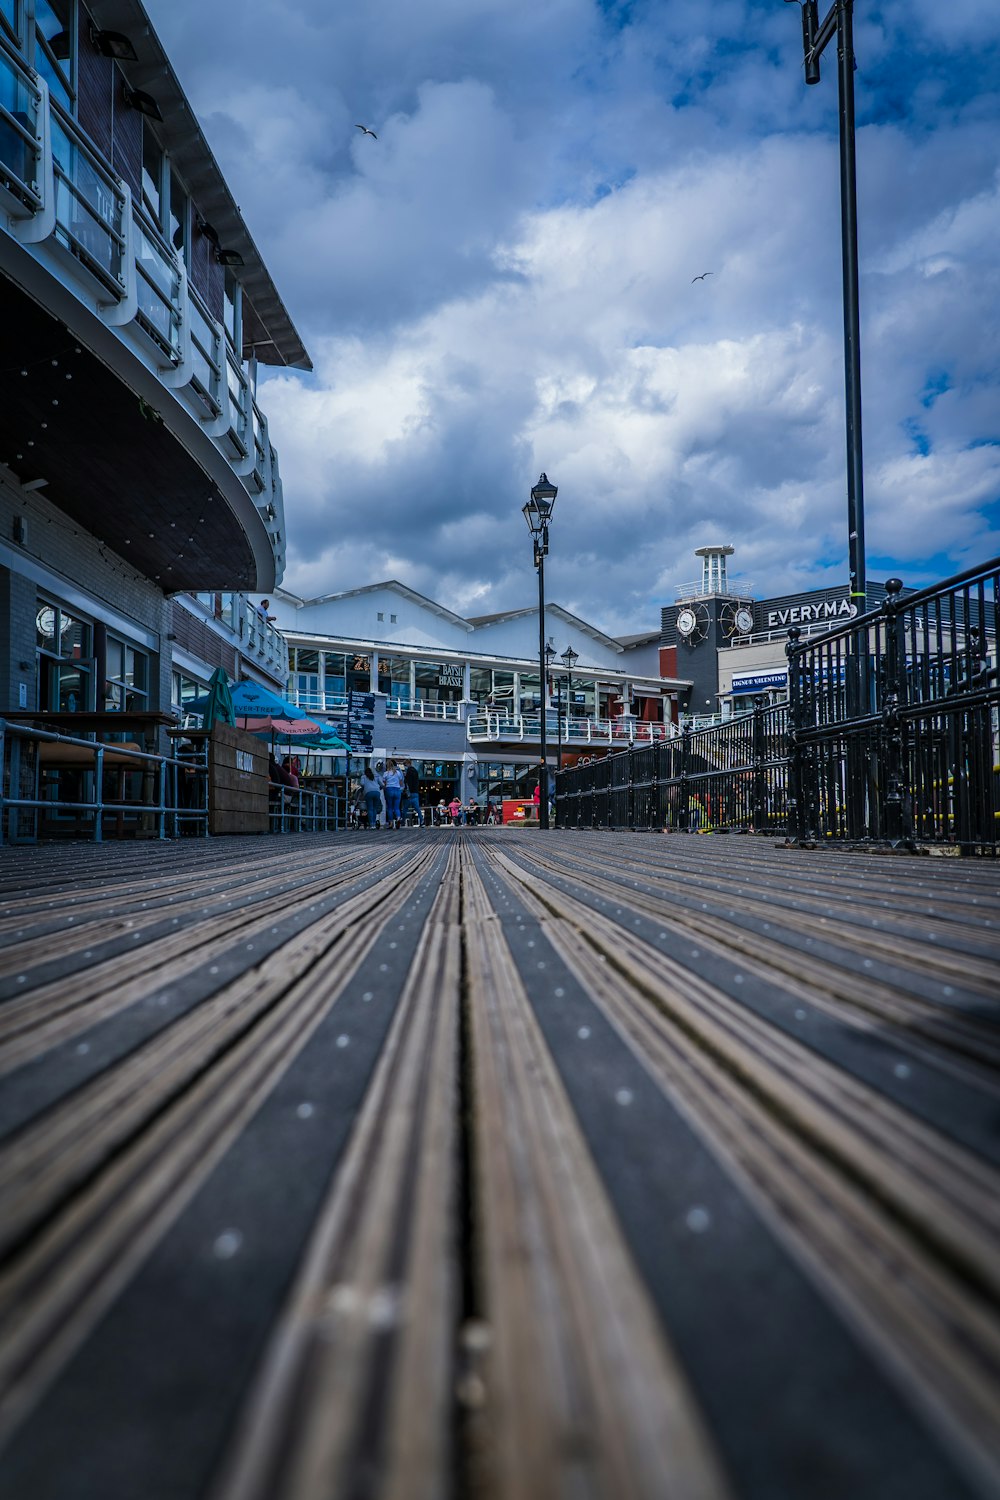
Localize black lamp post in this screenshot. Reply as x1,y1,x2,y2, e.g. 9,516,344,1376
560,646,579,772
784,0,866,615
523,472,558,829
545,643,558,818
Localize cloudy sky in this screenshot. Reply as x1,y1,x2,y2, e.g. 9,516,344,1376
147,0,1000,633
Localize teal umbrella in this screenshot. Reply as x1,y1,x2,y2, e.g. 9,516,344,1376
201,667,236,729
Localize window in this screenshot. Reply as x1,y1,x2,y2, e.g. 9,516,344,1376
1,0,21,44
319,651,347,704
104,638,149,711
172,670,205,714
35,598,93,711
377,612,384,622
379,655,411,704
32,0,75,112
390,614,397,624
223,267,241,349
141,124,163,226
169,170,188,260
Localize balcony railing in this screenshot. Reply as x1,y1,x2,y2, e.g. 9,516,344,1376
187,282,224,416
50,104,126,295
133,201,183,362
385,698,463,722
0,37,285,577
466,711,677,745
0,40,41,214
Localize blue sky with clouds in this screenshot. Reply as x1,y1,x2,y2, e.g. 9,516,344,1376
146,0,1000,631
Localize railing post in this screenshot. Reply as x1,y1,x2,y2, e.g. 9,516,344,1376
880,577,909,845
751,695,767,834
785,628,806,842
157,758,166,839
678,723,692,831
94,745,104,842
627,745,636,830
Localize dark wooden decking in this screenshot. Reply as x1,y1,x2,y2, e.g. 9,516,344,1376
0,830,998,1500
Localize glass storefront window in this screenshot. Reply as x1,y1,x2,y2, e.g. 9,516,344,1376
104,637,148,711
35,597,93,711
518,672,541,712
379,655,411,703
172,670,205,714
321,650,346,704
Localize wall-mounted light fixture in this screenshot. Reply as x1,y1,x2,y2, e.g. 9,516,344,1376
90,26,138,60
122,82,162,121
195,216,220,246
215,248,244,267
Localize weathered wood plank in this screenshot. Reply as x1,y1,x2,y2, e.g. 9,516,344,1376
0,830,996,1500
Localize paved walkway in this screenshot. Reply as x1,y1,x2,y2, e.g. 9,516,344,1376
0,831,998,1500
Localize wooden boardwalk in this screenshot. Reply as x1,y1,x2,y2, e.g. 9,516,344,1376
0,830,997,1500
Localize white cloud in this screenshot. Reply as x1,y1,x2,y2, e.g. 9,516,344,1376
146,0,1000,630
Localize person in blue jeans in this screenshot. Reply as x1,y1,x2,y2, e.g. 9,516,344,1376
401,759,423,825
360,765,383,829
383,760,405,829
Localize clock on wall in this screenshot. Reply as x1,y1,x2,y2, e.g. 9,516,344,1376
675,604,709,643
720,602,756,638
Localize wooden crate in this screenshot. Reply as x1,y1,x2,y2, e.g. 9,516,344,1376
208,723,269,835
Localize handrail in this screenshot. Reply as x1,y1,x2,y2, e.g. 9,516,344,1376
0,718,208,843
49,99,126,296
132,198,182,360
0,37,42,211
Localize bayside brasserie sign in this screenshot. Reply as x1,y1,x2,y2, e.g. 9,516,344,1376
764,594,857,630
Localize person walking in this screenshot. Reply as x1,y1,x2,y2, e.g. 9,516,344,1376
402,759,423,826
360,765,382,830
383,760,405,829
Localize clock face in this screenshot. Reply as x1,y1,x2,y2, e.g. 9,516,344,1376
735,607,754,633
676,607,697,638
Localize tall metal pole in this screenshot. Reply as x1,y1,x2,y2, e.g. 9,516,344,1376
837,0,866,611
537,545,549,829
788,0,866,610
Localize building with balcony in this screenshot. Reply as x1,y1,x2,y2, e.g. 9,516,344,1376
0,1,308,738
271,581,688,806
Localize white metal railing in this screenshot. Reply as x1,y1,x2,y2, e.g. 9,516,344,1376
243,603,288,674
385,698,463,722
132,200,183,362
466,712,677,745
49,103,126,295
675,580,755,601
188,281,224,415
223,341,250,457
0,38,41,213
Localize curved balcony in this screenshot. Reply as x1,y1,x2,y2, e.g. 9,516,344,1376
0,46,286,592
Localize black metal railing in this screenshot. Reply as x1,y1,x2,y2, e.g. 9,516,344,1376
556,557,1000,852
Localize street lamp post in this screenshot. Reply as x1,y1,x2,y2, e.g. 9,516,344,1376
560,646,579,773
785,0,866,615
545,643,558,822
523,472,558,829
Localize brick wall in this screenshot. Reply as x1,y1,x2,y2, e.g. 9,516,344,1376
76,7,114,163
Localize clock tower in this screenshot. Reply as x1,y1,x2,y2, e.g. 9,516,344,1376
661,545,755,720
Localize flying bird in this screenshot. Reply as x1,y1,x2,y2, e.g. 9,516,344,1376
691,271,713,282
355,124,378,139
